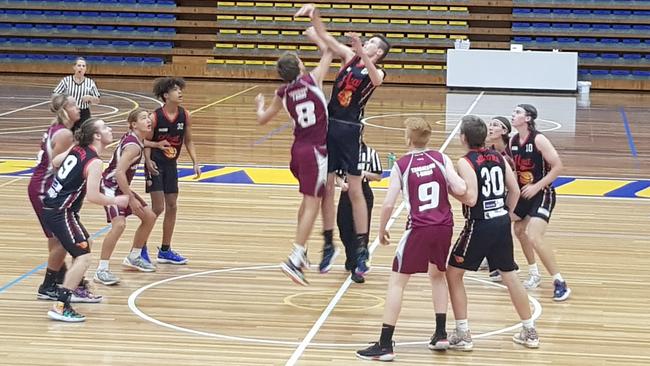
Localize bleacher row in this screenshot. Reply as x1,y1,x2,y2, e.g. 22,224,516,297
2,0,175,6
0,23,175,34
0,9,176,21
0,53,164,64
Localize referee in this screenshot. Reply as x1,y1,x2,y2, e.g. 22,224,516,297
53,57,100,129
336,139,383,283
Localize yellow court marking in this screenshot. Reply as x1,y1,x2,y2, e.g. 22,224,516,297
636,186,650,198
245,167,297,185
0,160,36,174
178,167,242,181
555,179,633,196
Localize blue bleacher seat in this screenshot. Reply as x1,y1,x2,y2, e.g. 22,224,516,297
623,54,641,60
622,39,641,45
105,56,124,63
144,57,163,63
601,53,619,59
156,14,176,21
632,25,650,31
132,40,151,48
101,12,119,18
29,38,48,46
97,26,116,32
6,10,24,16
125,56,144,63
118,13,138,20
513,36,532,42
513,8,531,15
601,38,619,44
15,24,34,31
85,0,101,4
512,22,530,29
611,70,630,77
137,27,156,33
612,25,631,31
81,12,100,18
111,40,130,47
592,24,610,30
590,69,609,76
572,23,590,30
552,9,571,16
153,41,173,48
536,37,554,43
47,54,67,62
24,10,44,17
632,70,650,77
0,38,7,44
103,0,119,4
34,24,54,31
76,25,94,32
139,0,156,5
87,55,104,62
157,0,176,6
91,40,111,47
117,26,136,32
120,0,137,4
63,11,81,18
557,37,575,43
70,39,90,47
579,38,597,44
43,11,63,17
0,53,9,61
532,9,551,15
613,11,632,16
49,39,69,47
592,10,611,16
139,13,157,21
552,23,571,29
531,23,551,29
572,10,590,16
157,27,175,35
578,53,597,59
10,54,28,61
27,54,47,61
633,10,650,17
55,24,74,32
0,24,11,30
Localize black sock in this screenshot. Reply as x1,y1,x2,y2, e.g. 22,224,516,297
379,323,395,347
323,230,333,247
356,233,369,248
57,287,72,304
43,268,58,287
435,313,447,336
78,277,86,288
161,244,170,252
55,263,67,285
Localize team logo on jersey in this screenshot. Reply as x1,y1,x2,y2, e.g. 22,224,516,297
361,68,369,75
163,146,177,159
518,171,534,185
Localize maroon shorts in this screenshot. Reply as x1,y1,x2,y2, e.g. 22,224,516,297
28,188,53,238
392,225,453,274
290,142,327,197
103,187,147,222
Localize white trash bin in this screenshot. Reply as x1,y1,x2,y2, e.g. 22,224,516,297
577,81,591,95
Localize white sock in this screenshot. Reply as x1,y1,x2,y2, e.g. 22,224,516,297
129,248,143,259
290,243,306,266
97,260,109,271
521,318,534,329
529,263,540,276
456,319,469,332
552,273,564,282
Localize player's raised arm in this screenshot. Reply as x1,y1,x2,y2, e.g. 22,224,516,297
305,27,333,88
294,4,355,64
255,93,283,125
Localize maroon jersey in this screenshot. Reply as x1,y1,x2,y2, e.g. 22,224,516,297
328,56,383,123
508,130,550,188
44,145,99,210
490,144,515,171
150,106,188,162
276,73,328,146
28,123,68,200
102,131,144,193
394,149,453,229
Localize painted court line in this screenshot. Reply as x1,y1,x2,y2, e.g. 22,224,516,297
0,100,49,117
619,107,638,158
285,91,485,366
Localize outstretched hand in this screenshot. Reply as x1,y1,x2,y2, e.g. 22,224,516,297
294,3,316,18
345,32,364,56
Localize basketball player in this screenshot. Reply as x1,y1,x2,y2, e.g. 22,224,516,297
144,77,201,265
508,104,570,301
356,118,466,361
446,115,539,351
43,118,129,322
94,109,157,286
53,57,100,127
255,27,332,285
482,116,517,282
335,134,382,284
295,4,391,279
31,94,78,300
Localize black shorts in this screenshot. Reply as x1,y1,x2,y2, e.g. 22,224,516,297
327,118,362,176
42,208,90,258
448,215,518,272
145,158,178,194
514,187,556,222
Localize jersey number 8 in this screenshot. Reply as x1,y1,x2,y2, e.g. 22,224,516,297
294,101,316,128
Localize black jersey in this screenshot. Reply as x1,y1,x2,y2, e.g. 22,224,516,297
44,145,99,210
508,130,550,188
328,56,382,123
463,148,509,220
151,106,188,162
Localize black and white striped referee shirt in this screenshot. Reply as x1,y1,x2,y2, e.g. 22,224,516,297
336,143,383,181
53,75,100,110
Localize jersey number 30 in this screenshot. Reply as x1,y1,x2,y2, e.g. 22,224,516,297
418,182,440,212
294,101,316,128
480,166,504,197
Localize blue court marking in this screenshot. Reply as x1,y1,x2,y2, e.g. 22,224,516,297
552,176,576,188
252,122,291,146
604,180,650,198
0,224,112,295
619,107,638,158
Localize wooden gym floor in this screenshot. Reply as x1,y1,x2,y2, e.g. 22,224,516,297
0,75,648,365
